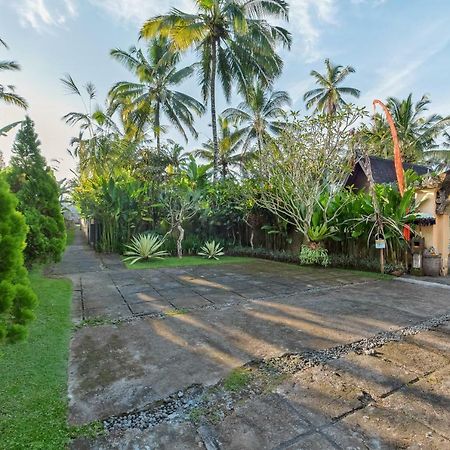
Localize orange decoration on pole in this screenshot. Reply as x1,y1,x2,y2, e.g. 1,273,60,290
372,99,410,240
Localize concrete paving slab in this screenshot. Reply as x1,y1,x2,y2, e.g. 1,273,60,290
169,295,212,308
122,289,166,305
376,340,450,376
328,351,419,399
382,365,450,439
405,327,450,355
275,365,364,425
277,432,341,450
84,304,131,320
214,393,310,450
339,403,450,449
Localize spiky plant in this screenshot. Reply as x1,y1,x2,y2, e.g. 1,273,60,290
123,234,168,264
198,241,225,260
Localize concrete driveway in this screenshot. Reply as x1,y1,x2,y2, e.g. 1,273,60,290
53,232,450,449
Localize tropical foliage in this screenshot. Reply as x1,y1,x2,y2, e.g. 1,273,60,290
363,94,450,162
223,85,291,153
0,38,27,109
109,37,205,150
198,241,225,260
140,0,291,177
195,116,244,179
304,59,360,114
0,0,443,282
124,233,168,264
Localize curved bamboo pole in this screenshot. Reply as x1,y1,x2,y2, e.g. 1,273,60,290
373,99,405,195
373,99,410,241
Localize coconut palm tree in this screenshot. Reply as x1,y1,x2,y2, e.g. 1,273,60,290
109,37,205,153
223,84,291,153
162,140,191,172
195,116,244,179
140,0,291,179
364,94,450,162
0,38,27,109
304,59,360,114
61,75,123,175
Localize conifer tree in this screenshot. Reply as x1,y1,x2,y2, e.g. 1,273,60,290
0,173,37,342
8,117,66,265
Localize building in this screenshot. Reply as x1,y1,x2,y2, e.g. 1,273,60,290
345,155,430,190
346,156,449,276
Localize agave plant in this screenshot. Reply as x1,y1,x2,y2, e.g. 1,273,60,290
198,241,225,260
123,234,168,264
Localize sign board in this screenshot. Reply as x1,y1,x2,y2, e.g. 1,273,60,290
375,239,386,249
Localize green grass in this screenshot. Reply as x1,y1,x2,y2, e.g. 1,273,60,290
125,255,257,269
223,368,252,392
0,269,73,450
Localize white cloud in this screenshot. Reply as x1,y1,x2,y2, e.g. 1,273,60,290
361,22,450,107
13,0,77,32
288,0,337,62
88,0,194,24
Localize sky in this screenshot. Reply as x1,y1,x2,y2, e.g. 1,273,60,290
1,0,450,179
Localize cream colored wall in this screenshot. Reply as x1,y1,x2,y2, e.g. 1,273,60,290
416,188,449,275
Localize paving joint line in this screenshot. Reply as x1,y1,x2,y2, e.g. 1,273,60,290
109,273,134,315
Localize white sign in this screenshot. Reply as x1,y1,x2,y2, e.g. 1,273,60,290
375,239,386,249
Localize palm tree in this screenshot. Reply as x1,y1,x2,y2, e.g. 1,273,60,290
141,0,291,179
0,38,27,109
223,84,291,153
195,116,244,179
61,75,122,175
365,94,450,162
162,140,191,172
109,37,205,153
304,59,360,114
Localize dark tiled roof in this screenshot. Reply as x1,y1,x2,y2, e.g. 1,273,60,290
364,156,430,184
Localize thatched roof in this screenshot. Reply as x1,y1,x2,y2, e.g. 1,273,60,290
362,156,430,184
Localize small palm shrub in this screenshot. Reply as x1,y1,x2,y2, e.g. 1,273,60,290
299,244,329,267
198,241,225,260
123,234,168,265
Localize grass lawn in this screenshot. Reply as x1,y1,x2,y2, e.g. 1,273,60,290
125,255,258,269
0,269,73,450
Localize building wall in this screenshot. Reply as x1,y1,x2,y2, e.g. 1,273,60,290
416,188,449,276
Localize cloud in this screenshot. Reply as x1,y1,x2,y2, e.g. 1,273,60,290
13,0,77,32
288,0,337,62
88,0,194,24
361,21,450,107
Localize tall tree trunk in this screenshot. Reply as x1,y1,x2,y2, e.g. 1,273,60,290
176,223,184,258
155,102,161,154
210,40,219,181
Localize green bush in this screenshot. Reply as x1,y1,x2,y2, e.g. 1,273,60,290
299,245,329,267
228,246,299,263
328,253,380,272
7,117,66,265
164,233,204,256
0,174,38,342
